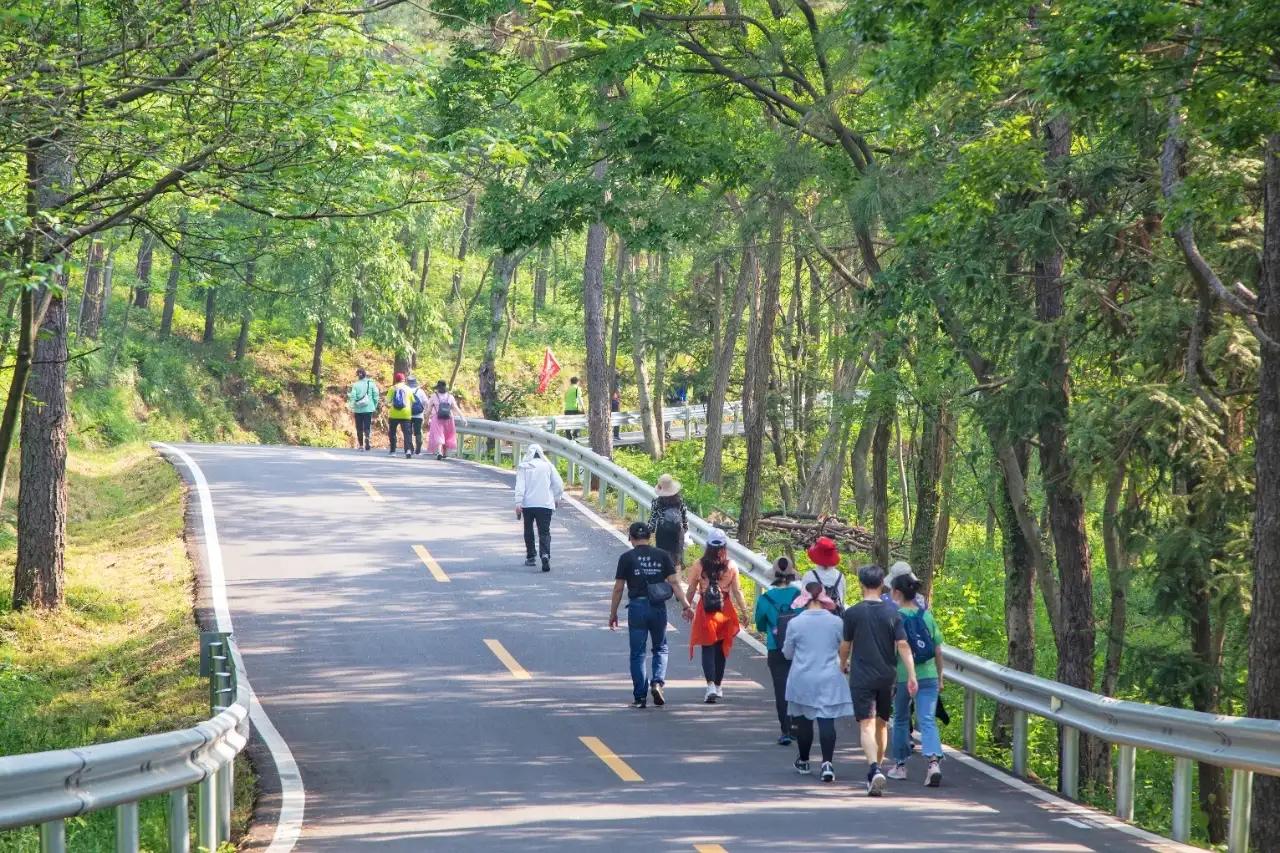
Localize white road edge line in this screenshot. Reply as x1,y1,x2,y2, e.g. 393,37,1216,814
155,443,305,853
457,456,765,655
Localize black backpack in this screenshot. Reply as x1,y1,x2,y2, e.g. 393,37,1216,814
764,592,799,648
701,565,724,613
436,394,452,419
811,570,843,614
655,505,683,550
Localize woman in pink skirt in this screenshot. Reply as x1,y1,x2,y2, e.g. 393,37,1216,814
427,380,463,460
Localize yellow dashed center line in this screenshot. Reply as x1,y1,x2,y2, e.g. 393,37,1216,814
355,478,384,502
579,736,643,782
693,846,728,853
483,639,531,680
413,544,450,583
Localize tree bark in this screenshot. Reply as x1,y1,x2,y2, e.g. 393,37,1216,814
738,205,784,547
1101,463,1131,698
533,244,549,319
582,162,613,460
201,285,216,343
871,412,891,568
451,194,475,301
133,231,155,308
626,250,661,458
14,294,69,609
702,243,753,484
159,212,185,336
78,240,105,338
350,294,364,339
95,243,115,334
1249,130,1280,851
235,310,252,361
479,252,518,419
607,236,624,394
994,440,1036,743
910,402,947,595
851,409,875,519
311,316,325,387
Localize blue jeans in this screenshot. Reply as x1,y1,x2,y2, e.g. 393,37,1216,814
892,677,942,762
627,598,668,700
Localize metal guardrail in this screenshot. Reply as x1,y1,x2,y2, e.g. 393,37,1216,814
0,631,248,852
509,401,741,436
455,416,1279,853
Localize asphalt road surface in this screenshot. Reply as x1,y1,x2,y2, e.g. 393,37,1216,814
178,443,1187,852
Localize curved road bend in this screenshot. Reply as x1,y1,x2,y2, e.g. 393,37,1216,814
178,443,1187,853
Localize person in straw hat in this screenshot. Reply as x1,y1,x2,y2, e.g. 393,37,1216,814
649,473,689,571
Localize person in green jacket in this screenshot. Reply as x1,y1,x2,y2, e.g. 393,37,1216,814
755,556,801,745
385,372,414,458
348,368,380,451
563,376,584,439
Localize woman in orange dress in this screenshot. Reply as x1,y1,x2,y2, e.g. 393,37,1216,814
687,529,750,704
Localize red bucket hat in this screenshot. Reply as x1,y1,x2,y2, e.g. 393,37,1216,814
806,536,840,568
394,372,406,383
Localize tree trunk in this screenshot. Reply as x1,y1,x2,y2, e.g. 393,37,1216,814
1249,130,1280,851
851,409,875,519
1101,463,1131,698
702,243,754,484
450,258,493,390
159,212,185,336
994,440,1036,744
871,413,891,568
895,413,911,534
738,205,784,547
94,243,115,335
350,295,364,339
533,244,549,319
479,252,518,419
626,251,661,458
451,194,476,301
133,232,155,308
607,237,624,394
311,317,326,386
583,166,612,461
202,285,216,343
910,402,947,596
78,240,105,338
0,287,37,510
13,294,69,609
235,310,252,361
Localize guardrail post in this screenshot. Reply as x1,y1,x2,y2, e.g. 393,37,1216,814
1171,756,1192,843
1060,725,1079,799
962,688,976,754
493,439,502,465
617,490,626,518
39,820,65,853
1115,744,1136,821
198,775,217,853
169,787,190,853
1228,768,1252,853
217,759,233,844
1012,709,1028,777
116,801,139,852
597,481,609,512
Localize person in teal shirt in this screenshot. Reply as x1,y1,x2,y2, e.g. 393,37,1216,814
888,570,945,787
755,557,801,744
347,368,380,451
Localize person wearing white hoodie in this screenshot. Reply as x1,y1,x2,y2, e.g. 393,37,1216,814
514,443,564,572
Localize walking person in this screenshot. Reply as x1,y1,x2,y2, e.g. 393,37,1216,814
885,560,929,609
887,569,945,786
687,530,749,704
514,443,563,572
348,368,379,450
426,379,461,460
839,564,918,796
784,581,854,782
407,377,429,456
754,557,801,744
648,474,688,572
805,536,847,612
385,372,414,458
609,522,694,708
563,376,584,440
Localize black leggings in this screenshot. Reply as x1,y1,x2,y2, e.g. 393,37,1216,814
353,412,373,448
796,717,837,763
700,643,727,685
766,649,792,735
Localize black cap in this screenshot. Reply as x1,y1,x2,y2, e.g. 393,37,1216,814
629,521,653,540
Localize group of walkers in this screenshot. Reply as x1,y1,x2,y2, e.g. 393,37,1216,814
609,473,947,797
347,369,462,460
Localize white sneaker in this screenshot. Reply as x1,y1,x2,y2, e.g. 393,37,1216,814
714,684,724,698
925,760,942,787
704,685,717,704
887,763,908,781
820,762,835,783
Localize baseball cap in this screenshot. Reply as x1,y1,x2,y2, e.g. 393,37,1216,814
629,521,653,539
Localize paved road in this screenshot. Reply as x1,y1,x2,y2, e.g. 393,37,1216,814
180,443,1183,852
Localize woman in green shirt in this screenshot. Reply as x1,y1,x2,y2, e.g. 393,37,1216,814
888,571,944,787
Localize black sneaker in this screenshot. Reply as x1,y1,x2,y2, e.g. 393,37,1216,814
776,734,792,746
651,682,665,706
632,697,647,709
867,768,887,797
437,453,445,461
524,557,536,567
405,451,412,459
820,762,835,783
541,559,551,573
388,449,396,456
794,759,810,775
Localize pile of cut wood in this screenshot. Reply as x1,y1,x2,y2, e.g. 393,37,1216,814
716,511,905,558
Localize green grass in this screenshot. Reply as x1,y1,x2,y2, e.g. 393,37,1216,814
0,445,254,852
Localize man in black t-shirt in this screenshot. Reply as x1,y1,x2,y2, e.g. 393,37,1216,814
610,522,693,708
840,564,918,797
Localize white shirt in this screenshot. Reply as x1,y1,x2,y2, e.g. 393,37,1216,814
806,566,846,607
514,457,564,509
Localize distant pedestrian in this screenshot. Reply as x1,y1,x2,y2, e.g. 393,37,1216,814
609,521,694,708
839,564,918,797
648,474,688,571
348,368,379,451
407,377,429,456
887,569,945,787
611,388,621,442
385,372,414,458
804,536,847,613
784,581,853,783
687,529,749,704
884,560,929,610
563,376,584,440
754,556,801,744
427,379,461,460
514,443,564,572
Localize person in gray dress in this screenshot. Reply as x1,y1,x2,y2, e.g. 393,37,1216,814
782,581,855,783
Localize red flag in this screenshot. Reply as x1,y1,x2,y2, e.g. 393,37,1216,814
537,347,561,394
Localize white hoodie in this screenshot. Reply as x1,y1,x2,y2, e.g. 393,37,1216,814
514,444,565,510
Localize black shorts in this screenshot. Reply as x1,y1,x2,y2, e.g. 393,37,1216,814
851,681,894,721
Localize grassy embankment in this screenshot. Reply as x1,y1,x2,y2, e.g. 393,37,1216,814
0,446,252,852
